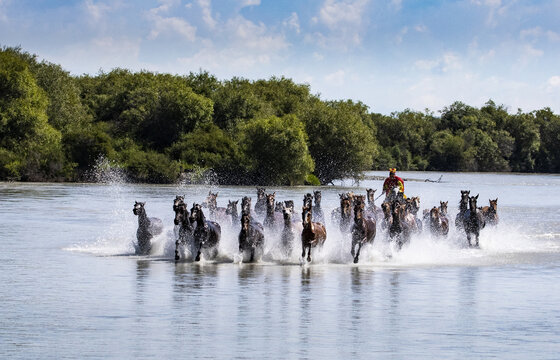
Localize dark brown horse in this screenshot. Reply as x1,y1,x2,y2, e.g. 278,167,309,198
455,190,470,230
173,196,194,260
264,192,283,230
312,190,325,223
366,188,383,220
462,194,485,247
381,201,393,230
241,196,252,216
389,201,411,250
226,200,240,224
351,197,376,263
429,207,449,237
238,212,265,262
481,198,499,225
254,187,267,217
281,203,303,257
301,206,327,262
189,203,221,261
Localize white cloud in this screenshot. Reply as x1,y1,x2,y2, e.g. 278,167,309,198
84,0,113,22
414,25,428,33
318,0,369,29
395,26,408,44
238,0,260,7
546,76,560,91
521,26,560,42
324,69,346,86
147,2,196,41
414,52,462,73
390,0,402,11
283,12,300,34
197,0,217,29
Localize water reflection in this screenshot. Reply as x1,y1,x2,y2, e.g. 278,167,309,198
134,259,151,306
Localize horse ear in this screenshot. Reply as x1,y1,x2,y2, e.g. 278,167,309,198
475,194,479,199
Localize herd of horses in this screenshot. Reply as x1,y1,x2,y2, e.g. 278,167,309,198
132,187,499,263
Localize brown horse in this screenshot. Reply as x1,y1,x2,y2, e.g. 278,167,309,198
238,212,265,262
351,197,376,263
301,206,327,262
481,198,499,225
429,207,449,237
389,201,412,250
381,201,393,230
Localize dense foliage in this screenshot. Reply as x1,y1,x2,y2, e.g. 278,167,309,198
1,47,559,184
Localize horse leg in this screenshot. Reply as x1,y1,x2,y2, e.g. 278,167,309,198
175,240,180,261
250,248,255,263
350,240,356,257
354,242,362,264
475,230,480,247
307,246,312,262
466,232,472,247
302,243,306,259
195,242,202,262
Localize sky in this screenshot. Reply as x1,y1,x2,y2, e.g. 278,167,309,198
1,0,559,114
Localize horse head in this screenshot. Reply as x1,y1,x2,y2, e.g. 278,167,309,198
489,198,498,212
303,193,313,209
241,196,251,215
282,204,293,223
173,197,188,225
133,201,145,216
460,190,470,210
313,191,322,205
366,189,375,204
469,194,479,212
266,193,276,211
439,201,448,216
256,187,266,201
430,206,440,220
190,203,205,225
284,200,294,212
226,200,239,216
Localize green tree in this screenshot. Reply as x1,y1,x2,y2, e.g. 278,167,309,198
0,50,65,180
300,99,377,183
238,114,314,185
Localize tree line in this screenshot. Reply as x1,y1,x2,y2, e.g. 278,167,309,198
1,47,559,185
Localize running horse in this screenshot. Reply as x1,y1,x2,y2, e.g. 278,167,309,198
263,192,283,230
312,190,325,223
189,203,221,261
173,196,194,260
455,190,470,230
238,212,265,262
462,194,485,247
301,205,327,262
428,206,449,237
133,201,163,255
389,201,412,250
481,198,499,226
280,203,303,257
254,187,267,217
226,200,240,224
351,196,376,263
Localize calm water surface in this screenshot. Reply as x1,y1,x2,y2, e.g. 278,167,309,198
1,171,560,359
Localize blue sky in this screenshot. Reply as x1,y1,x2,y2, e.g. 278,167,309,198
1,0,559,114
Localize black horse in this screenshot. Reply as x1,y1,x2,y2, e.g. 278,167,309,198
238,212,265,262
351,197,376,263
173,196,194,261
133,201,163,255
462,195,485,247
264,192,283,230
226,200,240,224
189,203,221,261
280,203,303,257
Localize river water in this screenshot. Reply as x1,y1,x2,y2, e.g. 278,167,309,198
1,171,559,359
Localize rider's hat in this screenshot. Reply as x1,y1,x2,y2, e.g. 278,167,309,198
389,168,397,174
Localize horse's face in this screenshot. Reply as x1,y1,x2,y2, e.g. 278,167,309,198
430,207,440,220
440,201,448,215
256,188,266,200
341,198,352,216
302,206,313,225
226,200,238,215
314,191,321,204
303,193,313,208
275,202,283,212
354,203,364,221
266,193,275,208
241,196,251,214
469,195,479,210
490,198,498,211
285,200,294,211
133,202,145,216
173,196,184,210
366,189,375,202
174,202,188,225
282,205,293,221
190,204,202,223
412,197,420,210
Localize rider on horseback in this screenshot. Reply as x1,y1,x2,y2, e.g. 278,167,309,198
383,168,406,202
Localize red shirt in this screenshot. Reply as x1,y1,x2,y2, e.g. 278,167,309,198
383,175,404,194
